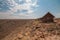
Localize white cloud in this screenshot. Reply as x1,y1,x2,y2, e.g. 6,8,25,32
0,0,39,19
8,0,38,14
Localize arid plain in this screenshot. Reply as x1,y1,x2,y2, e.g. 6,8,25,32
0,19,60,40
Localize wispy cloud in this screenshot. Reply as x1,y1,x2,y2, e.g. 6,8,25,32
9,0,38,15
0,0,39,19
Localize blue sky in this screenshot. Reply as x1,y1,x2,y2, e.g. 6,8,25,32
0,0,60,19
34,0,60,18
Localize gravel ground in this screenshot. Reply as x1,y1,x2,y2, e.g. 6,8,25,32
0,19,60,40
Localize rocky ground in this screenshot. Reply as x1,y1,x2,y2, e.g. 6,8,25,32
0,19,60,40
